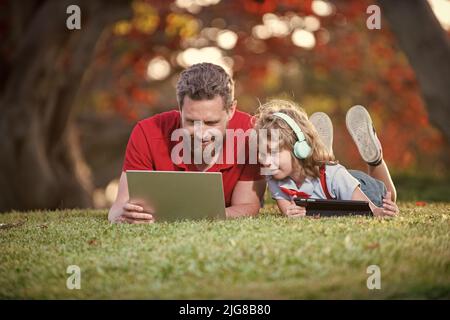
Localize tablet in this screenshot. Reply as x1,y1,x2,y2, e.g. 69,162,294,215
293,198,372,217
126,170,226,222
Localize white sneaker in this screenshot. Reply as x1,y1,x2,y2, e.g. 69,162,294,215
310,112,333,154
345,105,382,165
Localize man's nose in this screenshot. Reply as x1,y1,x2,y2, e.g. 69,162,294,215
193,125,204,139
259,154,272,167
195,127,214,141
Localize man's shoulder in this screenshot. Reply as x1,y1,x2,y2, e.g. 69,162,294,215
229,109,255,130
137,109,181,138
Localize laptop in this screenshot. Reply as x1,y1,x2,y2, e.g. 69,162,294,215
126,170,226,222
293,198,372,217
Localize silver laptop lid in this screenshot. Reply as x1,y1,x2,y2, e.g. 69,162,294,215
126,170,226,222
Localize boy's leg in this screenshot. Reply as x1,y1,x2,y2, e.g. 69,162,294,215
346,105,397,202
367,160,397,202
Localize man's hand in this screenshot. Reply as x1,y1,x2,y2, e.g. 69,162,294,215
110,202,155,224
117,203,155,224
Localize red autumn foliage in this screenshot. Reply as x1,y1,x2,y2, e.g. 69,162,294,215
84,0,447,173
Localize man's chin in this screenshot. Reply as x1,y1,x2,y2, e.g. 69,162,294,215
276,171,291,180
266,169,283,179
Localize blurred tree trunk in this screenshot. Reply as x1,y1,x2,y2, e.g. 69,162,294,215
0,0,131,212
378,0,450,142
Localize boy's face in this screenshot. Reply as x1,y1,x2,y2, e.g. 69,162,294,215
259,145,295,180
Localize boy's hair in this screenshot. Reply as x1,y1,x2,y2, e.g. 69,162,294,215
176,63,234,110
254,99,336,179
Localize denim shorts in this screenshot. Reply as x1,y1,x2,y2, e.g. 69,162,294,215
348,170,387,207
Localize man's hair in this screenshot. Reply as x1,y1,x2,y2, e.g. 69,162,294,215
176,63,234,110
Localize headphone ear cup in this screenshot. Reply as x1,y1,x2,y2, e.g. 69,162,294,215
293,141,312,159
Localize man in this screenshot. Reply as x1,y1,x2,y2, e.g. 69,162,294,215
108,63,266,223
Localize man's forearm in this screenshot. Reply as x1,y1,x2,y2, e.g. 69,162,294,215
108,201,125,222
225,203,261,218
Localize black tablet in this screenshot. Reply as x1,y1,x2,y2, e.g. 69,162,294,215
293,198,372,217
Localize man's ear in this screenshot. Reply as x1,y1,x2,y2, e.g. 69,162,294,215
178,106,184,126
227,100,237,121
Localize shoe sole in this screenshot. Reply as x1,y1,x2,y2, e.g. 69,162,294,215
345,105,381,163
310,112,333,154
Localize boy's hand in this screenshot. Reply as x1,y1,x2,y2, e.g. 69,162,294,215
285,196,306,218
373,191,399,217
381,191,399,216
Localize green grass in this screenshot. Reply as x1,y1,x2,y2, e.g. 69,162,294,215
394,174,450,202
1,202,449,299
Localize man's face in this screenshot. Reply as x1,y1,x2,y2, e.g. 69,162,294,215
180,95,235,151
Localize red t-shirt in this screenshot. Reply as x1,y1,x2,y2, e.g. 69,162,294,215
122,109,263,207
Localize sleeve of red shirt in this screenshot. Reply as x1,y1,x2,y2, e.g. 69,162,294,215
122,122,154,172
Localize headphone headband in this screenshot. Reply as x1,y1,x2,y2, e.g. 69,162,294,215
272,112,306,142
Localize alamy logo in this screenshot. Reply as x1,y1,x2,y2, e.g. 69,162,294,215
66,265,81,290
366,5,381,30
66,5,81,30
170,122,280,175
366,265,381,290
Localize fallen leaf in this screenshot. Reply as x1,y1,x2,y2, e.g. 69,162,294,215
415,201,427,207
88,238,99,246
365,242,380,250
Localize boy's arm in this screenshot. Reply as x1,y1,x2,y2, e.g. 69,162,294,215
351,187,398,217
276,198,291,215
276,198,306,217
